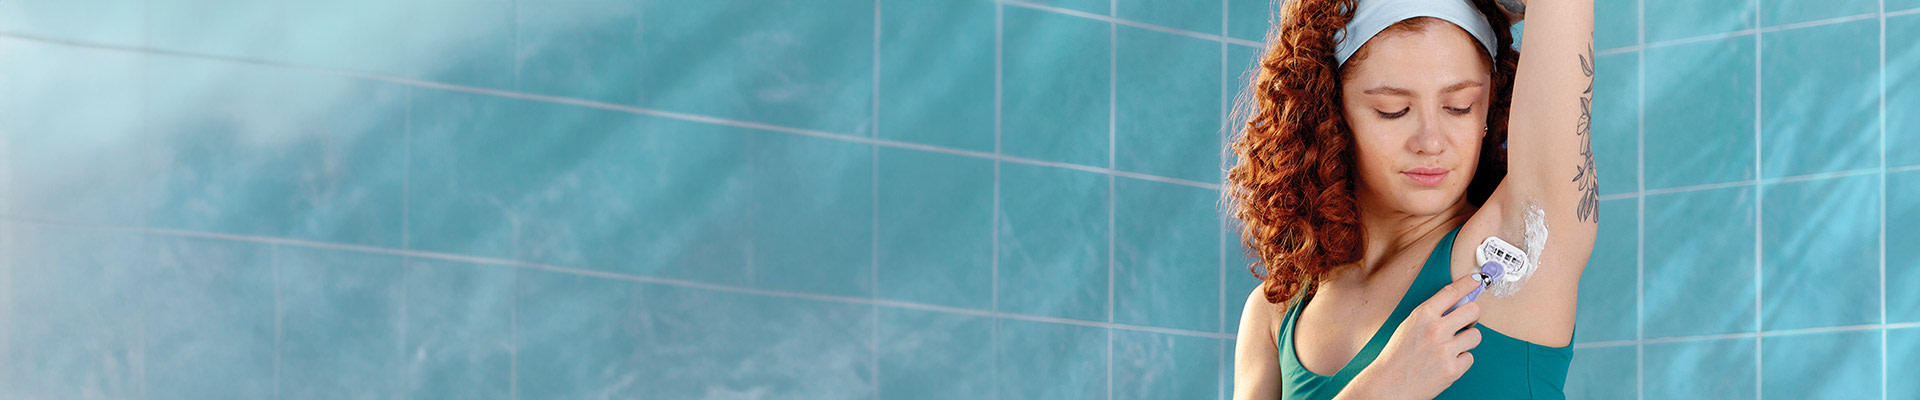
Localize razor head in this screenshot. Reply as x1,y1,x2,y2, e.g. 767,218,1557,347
1476,236,1527,283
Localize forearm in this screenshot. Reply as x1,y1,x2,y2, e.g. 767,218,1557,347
1506,0,1597,224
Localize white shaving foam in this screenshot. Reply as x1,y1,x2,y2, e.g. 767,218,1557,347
1488,202,1549,297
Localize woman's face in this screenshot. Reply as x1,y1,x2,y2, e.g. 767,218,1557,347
1341,19,1493,217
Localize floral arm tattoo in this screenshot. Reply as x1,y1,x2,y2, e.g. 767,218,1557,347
1572,44,1599,223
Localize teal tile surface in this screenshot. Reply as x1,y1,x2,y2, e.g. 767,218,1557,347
1596,0,1639,50
1890,14,1920,168
1003,6,1112,167
1575,199,1638,344
1592,52,1639,195
1113,178,1221,332
1761,330,1882,399
1644,187,1757,337
144,236,277,399
1886,170,1920,323
877,148,995,310
1892,328,1920,400
997,319,1107,399
401,258,515,399
1760,175,1881,331
0,226,144,399
1117,0,1224,35
276,248,406,399
1227,0,1276,42
879,308,996,399
1644,338,1758,399
1564,345,1637,400
1762,0,1876,27
1116,26,1225,183
1113,330,1220,400
998,163,1109,322
1644,37,1757,189
878,0,997,152
1645,0,1754,42
1760,19,1880,178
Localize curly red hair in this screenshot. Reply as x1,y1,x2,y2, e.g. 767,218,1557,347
1227,0,1521,305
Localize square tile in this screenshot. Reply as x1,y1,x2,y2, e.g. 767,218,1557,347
1644,187,1757,338
1116,26,1224,183
143,57,407,247
521,0,876,134
1575,199,1638,344
1644,338,1757,399
1592,52,1639,196
1760,19,1880,178
1644,37,1757,189
1113,178,1221,332
1761,330,1882,399
0,43,154,226
1224,220,1266,334
276,247,406,399
878,308,996,400
877,148,995,310
1117,0,1223,35
401,258,514,399
879,0,996,152
997,163,1110,322
516,269,875,398
1112,330,1219,400
143,236,276,399
0,226,145,398
1563,345,1637,400
1003,6,1112,167
1645,0,1755,43
1760,174,1880,331
406,89,752,285
749,132,874,297
997,320,1107,399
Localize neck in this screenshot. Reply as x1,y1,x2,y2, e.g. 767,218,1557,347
1349,194,1475,279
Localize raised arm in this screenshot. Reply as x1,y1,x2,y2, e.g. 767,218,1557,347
1501,0,1598,276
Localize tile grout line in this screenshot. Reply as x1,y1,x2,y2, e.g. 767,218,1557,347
1106,1,1117,396
870,1,882,398
1635,0,1646,397
1879,2,1889,399
1752,1,1765,397
1571,321,1920,349
1218,3,1232,399
993,3,1005,396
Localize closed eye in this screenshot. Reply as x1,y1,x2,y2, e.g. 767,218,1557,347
1445,106,1472,115
1376,108,1409,119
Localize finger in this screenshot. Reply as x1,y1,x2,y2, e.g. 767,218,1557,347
1454,351,1476,376
1440,300,1481,331
1450,325,1483,353
1420,275,1483,314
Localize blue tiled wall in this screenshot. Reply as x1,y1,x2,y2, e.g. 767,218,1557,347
0,0,1911,399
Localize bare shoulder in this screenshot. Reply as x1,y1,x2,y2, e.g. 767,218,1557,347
1233,282,1287,400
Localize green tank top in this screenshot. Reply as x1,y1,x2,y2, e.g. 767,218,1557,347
1277,226,1574,399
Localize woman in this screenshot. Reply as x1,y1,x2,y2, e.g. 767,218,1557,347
1228,0,1596,398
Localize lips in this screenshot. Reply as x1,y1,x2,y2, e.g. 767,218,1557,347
1403,167,1448,186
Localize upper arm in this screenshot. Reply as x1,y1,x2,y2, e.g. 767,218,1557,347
1497,0,1599,279
1233,284,1285,400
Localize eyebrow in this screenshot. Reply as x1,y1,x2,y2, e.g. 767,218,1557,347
1361,80,1486,96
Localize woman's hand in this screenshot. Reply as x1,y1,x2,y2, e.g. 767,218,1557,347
1336,276,1484,400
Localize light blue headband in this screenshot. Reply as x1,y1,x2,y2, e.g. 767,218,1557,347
1333,0,1499,66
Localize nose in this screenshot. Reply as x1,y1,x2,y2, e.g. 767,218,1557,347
1407,111,1445,155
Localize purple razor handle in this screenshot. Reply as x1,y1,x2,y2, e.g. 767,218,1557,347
1444,261,1505,316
